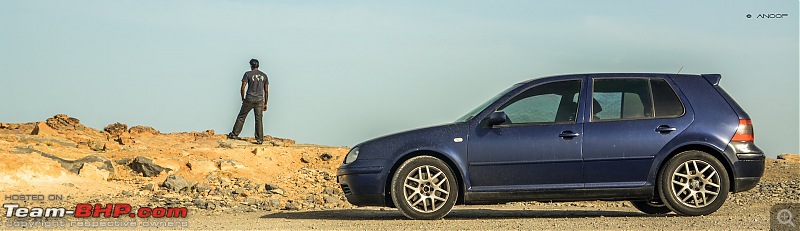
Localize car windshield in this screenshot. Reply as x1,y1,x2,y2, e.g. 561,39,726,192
454,85,518,122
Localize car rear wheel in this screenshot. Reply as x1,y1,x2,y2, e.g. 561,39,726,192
658,150,729,216
390,156,458,220
630,199,672,214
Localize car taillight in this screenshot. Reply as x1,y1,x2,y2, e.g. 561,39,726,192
731,119,754,142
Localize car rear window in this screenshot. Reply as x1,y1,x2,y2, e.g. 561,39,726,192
651,79,684,118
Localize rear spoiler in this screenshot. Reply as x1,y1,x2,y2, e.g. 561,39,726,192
701,74,721,86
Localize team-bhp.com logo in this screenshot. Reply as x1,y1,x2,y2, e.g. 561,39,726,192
4,194,189,228
746,13,789,19
4,203,187,218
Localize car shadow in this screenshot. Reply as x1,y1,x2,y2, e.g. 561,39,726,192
260,208,673,220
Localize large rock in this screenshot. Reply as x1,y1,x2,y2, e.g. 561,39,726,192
778,154,800,162
104,123,135,145
300,154,314,164
39,153,115,177
31,122,58,136
45,114,82,130
79,162,111,181
162,174,189,192
104,123,128,137
129,126,160,136
128,156,170,177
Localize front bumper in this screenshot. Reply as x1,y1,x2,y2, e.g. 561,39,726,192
336,165,386,206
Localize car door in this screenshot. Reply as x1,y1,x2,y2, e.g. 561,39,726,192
582,77,692,188
468,79,585,191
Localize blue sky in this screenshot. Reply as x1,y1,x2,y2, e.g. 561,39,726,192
0,1,797,157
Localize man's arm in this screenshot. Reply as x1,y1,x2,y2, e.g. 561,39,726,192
240,82,247,101
264,84,269,111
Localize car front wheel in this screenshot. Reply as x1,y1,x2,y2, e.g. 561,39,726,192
390,156,458,220
658,150,729,216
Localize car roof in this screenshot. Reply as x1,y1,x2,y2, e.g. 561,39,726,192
517,73,707,84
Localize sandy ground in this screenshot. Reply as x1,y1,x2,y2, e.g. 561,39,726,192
0,200,784,230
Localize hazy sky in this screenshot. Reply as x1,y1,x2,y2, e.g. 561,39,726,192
1,1,797,157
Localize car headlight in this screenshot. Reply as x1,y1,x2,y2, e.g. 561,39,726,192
344,146,359,164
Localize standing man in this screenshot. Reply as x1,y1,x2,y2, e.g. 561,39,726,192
228,58,269,144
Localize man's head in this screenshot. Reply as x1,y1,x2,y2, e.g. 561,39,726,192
249,59,259,69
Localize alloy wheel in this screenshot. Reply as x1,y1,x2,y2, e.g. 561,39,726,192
670,159,721,208
403,165,451,213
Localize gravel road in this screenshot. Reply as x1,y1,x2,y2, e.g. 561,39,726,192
181,200,781,230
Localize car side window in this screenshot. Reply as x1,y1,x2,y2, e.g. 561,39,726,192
498,80,581,124
592,79,654,121
651,78,684,117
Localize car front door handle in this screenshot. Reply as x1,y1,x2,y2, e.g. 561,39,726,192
655,125,677,133
558,131,580,139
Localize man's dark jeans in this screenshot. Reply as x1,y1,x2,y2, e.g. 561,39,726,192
231,99,264,142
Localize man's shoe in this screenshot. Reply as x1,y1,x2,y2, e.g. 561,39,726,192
255,140,263,145
227,133,238,140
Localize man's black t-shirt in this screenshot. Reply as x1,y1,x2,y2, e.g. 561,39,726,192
242,70,269,101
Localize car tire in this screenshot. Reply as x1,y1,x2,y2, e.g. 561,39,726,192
390,156,458,220
630,200,672,214
658,150,729,216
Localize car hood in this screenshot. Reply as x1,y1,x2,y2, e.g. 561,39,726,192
355,122,469,160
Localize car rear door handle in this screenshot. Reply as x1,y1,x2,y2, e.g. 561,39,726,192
655,125,677,133
558,131,580,139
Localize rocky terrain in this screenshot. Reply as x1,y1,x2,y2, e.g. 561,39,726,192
0,115,798,230
0,114,352,213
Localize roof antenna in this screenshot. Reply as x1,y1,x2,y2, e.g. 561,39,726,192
677,66,684,74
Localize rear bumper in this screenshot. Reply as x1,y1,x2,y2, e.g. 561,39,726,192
731,156,764,193
727,142,765,193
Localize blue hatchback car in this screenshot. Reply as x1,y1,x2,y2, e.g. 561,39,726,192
337,73,765,220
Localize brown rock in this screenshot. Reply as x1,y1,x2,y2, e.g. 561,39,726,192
31,122,58,136
104,122,128,137
79,162,111,181
129,126,160,136
777,154,800,162
46,114,82,130
0,123,7,129
90,141,105,152
300,154,314,164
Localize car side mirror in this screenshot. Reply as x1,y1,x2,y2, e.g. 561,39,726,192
485,111,509,126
